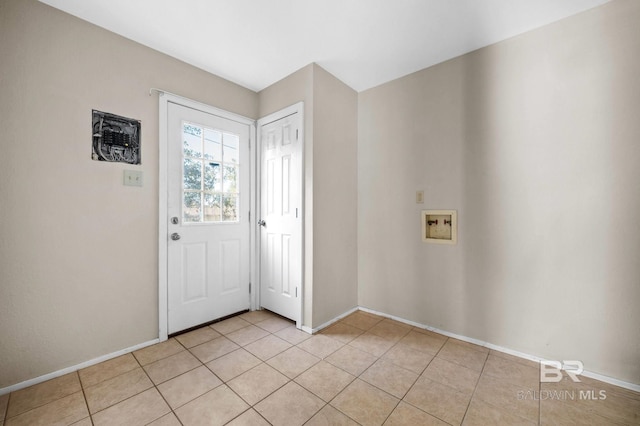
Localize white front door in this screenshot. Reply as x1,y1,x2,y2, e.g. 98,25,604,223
258,107,303,324
167,102,251,334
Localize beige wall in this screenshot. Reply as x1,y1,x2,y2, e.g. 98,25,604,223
0,0,358,388
311,66,358,326
0,0,257,389
358,0,640,384
0,0,357,388
258,64,359,328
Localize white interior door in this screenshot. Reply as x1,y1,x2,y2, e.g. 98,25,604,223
258,108,302,324
167,102,251,334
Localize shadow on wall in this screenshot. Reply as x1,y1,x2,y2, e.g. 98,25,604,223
459,9,639,383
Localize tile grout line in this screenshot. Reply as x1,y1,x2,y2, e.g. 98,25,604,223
219,358,278,425
465,353,542,425
326,324,437,425
223,323,316,425
76,370,93,425
156,324,259,424
458,347,489,425
86,353,145,422
3,392,11,424
252,318,369,425
181,319,300,424
86,342,183,424
165,335,253,422
538,362,541,426
136,347,179,426
397,335,461,425
3,373,86,423
378,326,446,423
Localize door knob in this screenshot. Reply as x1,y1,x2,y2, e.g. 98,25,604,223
258,219,266,227
170,233,181,241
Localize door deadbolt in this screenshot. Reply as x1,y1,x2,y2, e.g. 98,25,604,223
170,217,179,225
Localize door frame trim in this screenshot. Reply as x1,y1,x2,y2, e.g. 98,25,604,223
256,102,305,329
158,92,256,341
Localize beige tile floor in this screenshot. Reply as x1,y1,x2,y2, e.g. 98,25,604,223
1,310,638,425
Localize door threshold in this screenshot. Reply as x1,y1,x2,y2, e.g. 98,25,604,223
168,309,250,338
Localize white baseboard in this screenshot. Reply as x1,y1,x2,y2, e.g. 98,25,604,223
311,306,360,334
4,308,638,396
579,370,640,392
0,338,159,396
355,306,640,393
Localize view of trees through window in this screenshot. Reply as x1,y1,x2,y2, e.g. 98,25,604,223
182,123,239,223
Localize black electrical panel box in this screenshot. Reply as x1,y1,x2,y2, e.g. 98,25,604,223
92,110,141,164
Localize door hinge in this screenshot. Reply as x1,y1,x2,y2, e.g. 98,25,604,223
296,129,299,140
249,282,251,293
295,287,298,297
248,210,251,222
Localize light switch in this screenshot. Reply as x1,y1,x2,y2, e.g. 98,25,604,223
124,170,143,187
416,190,424,204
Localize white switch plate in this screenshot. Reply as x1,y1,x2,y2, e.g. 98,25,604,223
416,190,424,204
124,170,143,187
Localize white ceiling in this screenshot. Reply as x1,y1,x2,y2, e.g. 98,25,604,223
39,0,610,92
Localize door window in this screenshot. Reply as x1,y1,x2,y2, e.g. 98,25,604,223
182,122,240,223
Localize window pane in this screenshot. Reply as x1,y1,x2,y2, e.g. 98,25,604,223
184,158,202,190
223,133,239,164
204,129,222,161
183,124,203,158
223,165,238,193
204,162,222,192
183,191,201,222
204,193,221,222
222,195,238,222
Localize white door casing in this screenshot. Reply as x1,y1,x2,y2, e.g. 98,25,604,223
257,104,303,326
159,93,255,338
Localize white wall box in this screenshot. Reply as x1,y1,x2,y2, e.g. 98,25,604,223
422,210,457,245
